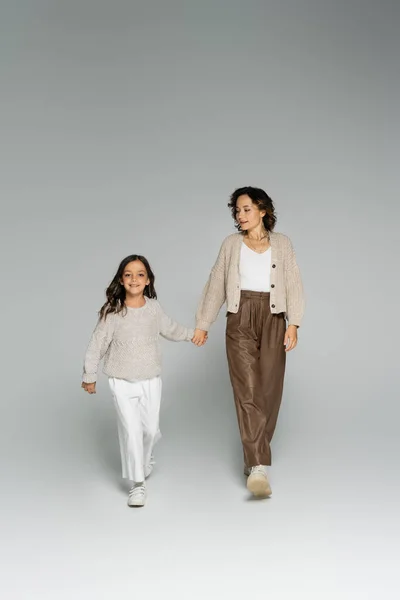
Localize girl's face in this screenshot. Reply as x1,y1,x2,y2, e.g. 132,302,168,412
235,194,266,232
120,260,150,297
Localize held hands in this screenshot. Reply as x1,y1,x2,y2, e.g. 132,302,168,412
284,325,298,352
192,328,208,347
81,381,96,394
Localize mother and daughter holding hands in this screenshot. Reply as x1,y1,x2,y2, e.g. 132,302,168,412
81,186,305,507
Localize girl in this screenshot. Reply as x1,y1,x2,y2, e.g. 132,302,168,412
81,254,199,507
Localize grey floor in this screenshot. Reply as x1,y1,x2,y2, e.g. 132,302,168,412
2,377,399,600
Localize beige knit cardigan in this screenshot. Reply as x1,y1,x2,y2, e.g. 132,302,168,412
196,232,305,330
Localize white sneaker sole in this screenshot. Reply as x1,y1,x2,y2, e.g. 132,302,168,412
247,474,272,497
128,499,145,508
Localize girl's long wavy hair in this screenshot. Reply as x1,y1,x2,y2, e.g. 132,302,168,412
228,186,277,233
99,254,157,321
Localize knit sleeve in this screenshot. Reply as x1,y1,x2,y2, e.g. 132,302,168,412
284,237,305,327
157,303,194,342
195,239,227,331
82,313,116,383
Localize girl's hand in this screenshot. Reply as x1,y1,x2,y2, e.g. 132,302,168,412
192,329,208,346
81,381,96,394
284,325,298,352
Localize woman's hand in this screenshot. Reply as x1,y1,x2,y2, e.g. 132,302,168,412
192,329,208,346
284,325,298,352
81,382,96,394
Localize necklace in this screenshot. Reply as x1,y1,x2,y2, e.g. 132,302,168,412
245,232,270,254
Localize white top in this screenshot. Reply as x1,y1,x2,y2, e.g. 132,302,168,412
240,243,271,292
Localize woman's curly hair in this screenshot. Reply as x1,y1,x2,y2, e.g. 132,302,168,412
99,254,157,321
228,186,277,233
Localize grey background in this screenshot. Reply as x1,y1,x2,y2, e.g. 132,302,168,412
1,1,399,599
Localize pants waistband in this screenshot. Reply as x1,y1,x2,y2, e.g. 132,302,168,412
240,290,271,299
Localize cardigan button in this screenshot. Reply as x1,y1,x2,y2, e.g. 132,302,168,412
272,264,276,268
271,304,275,308
271,284,275,288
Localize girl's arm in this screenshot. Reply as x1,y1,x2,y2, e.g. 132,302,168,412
157,304,194,342
82,314,116,383
195,240,227,332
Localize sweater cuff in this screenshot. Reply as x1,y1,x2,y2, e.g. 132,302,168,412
195,320,211,332
187,328,195,341
287,316,302,328
82,373,97,384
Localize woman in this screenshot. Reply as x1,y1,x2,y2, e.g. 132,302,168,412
193,186,304,498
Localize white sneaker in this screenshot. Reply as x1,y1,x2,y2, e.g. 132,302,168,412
246,465,272,497
144,455,155,479
128,483,146,507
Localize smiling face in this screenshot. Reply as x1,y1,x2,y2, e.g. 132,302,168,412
120,260,150,298
235,194,266,232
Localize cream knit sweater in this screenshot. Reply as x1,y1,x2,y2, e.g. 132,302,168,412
196,232,305,330
83,298,194,383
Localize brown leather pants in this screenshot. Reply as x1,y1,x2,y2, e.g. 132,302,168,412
226,291,286,467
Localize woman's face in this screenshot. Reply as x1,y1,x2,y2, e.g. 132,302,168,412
235,195,266,232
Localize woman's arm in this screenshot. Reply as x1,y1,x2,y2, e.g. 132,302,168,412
284,237,305,328
195,240,227,332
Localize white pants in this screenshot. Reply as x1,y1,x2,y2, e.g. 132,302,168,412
108,377,162,483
